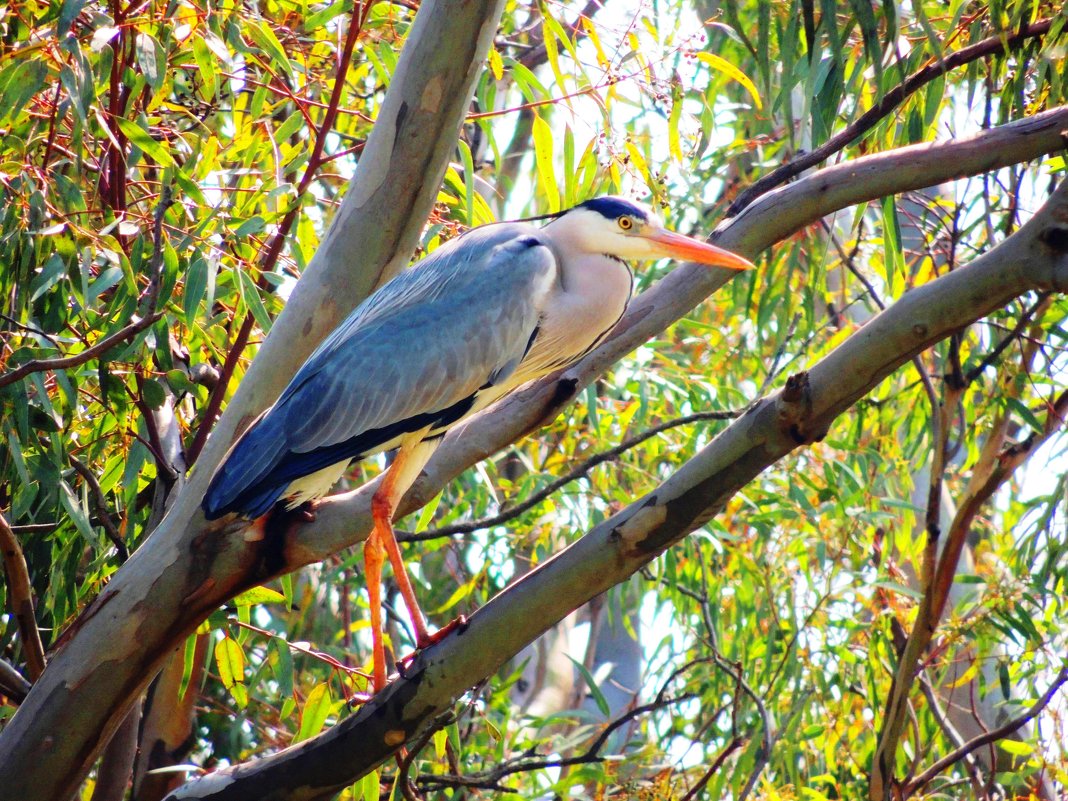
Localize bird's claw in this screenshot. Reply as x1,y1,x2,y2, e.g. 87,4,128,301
397,615,469,675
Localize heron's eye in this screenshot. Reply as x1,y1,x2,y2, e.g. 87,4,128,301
618,216,634,231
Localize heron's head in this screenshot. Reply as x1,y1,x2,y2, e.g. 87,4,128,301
546,196,753,270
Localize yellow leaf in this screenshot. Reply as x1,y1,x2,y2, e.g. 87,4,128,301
581,17,607,68
532,114,559,212
696,52,763,110
487,46,503,81
233,585,286,606
948,661,979,688
624,141,650,187
214,636,244,690
998,739,1034,757
433,728,448,759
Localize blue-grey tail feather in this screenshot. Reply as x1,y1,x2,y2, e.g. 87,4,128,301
201,418,288,520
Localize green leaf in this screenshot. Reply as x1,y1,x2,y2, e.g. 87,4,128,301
30,254,66,302
414,490,443,533
238,269,273,334
568,655,609,717
247,20,294,77
305,0,348,31
135,33,165,92
293,682,332,743
141,378,166,410
881,195,903,289
1005,397,1044,435
191,36,218,101
178,633,198,702
362,771,380,801
115,117,176,167
183,256,208,325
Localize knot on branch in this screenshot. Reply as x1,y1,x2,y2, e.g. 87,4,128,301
1039,224,1068,253
776,372,826,444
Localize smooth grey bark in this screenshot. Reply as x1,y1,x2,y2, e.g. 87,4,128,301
0,2,506,800
167,123,1068,798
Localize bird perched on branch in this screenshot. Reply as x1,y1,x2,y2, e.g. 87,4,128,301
202,196,753,691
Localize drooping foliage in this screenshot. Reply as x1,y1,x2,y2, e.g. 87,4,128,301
1,0,1067,799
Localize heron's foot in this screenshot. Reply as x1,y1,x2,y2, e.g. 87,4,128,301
397,615,468,675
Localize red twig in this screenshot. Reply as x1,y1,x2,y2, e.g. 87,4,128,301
0,512,46,681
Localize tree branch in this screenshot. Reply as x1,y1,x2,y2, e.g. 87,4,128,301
904,663,1068,796
0,3,510,798
401,409,741,542
870,384,1068,800
0,657,31,704
0,511,46,680
725,19,1056,218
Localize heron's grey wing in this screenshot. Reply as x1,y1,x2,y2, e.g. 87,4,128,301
284,223,555,446
202,225,556,518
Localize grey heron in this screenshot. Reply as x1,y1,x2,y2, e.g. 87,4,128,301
202,196,753,690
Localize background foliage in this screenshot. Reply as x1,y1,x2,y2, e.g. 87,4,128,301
1,0,1067,798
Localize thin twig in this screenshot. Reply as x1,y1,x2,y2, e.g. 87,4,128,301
0,187,174,390
68,455,128,562
964,294,1051,384
419,660,708,791
0,511,46,680
402,409,741,542
679,736,744,801
905,664,1068,796
726,18,1054,217
916,675,986,799
0,657,31,703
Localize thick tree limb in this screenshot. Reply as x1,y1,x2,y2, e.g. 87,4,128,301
167,147,1068,801
0,3,507,799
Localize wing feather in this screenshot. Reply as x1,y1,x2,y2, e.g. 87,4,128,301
202,224,556,519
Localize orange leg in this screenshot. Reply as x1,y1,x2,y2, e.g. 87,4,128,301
363,523,388,691
365,439,437,691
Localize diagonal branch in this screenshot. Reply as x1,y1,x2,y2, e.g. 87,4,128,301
0,511,46,681
870,385,1068,800
401,408,741,542
725,18,1056,217
904,663,1068,796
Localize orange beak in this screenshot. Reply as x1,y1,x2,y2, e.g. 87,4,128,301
643,228,754,271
